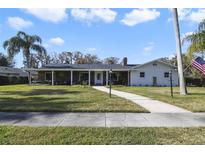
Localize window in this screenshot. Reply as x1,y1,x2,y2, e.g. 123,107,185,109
79,72,88,81
97,73,101,80
164,72,169,78
111,72,119,81
153,63,157,66
45,72,52,81
140,72,145,78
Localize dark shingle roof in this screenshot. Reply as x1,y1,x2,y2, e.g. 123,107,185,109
0,66,28,77
43,64,132,69
39,58,176,70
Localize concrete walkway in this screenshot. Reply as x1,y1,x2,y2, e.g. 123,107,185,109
93,86,191,113
0,112,205,127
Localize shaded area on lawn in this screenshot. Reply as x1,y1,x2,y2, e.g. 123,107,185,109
0,97,90,112
0,85,147,112
113,86,205,112
0,89,81,96
0,126,205,144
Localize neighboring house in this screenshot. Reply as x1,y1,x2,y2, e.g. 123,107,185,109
0,66,28,85
27,58,179,86
0,66,28,77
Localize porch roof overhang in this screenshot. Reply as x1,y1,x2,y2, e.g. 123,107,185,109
26,68,131,71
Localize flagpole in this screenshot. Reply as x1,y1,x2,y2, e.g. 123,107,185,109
172,8,187,95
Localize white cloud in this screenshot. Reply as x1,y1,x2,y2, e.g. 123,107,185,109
188,9,205,23
23,8,68,23
49,37,65,45
181,31,194,44
85,47,97,52
142,42,155,56
71,9,117,24
169,54,176,60
144,46,153,52
7,17,33,30
182,31,194,39
168,9,205,23
167,8,191,22
121,9,160,26
178,9,192,21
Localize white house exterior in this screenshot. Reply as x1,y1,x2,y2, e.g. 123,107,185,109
130,60,179,86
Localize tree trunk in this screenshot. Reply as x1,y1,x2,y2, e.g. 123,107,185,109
25,50,31,85
172,8,187,95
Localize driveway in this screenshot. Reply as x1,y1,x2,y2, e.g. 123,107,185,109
92,86,191,113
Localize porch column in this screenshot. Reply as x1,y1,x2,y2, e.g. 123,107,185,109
88,70,91,86
28,71,32,85
106,70,108,86
52,70,54,86
70,70,73,85
128,71,130,86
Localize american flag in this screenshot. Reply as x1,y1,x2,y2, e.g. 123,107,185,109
192,57,205,75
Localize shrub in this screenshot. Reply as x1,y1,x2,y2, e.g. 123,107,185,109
0,76,28,85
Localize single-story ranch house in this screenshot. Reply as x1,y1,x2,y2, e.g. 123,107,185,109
27,58,179,86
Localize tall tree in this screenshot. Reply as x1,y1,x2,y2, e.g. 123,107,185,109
40,54,54,65
182,19,205,59
182,18,205,86
0,53,13,67
172,8,187,95
3,31,46,68
3,31,46,84
72,51,84,64
167,54,194,77
83,54,102,64
103,56,119,64
58,51,73,64
29,53,40,68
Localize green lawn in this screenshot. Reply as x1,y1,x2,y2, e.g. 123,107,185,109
113,86,205,112
0,85,147,112
0,126,205,144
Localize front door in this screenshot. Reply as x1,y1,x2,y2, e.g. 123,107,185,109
95,72,103,85
153,76,157,86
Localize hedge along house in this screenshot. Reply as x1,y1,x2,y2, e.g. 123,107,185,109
27,58,179,86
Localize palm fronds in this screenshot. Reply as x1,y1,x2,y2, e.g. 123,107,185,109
2,31,47,68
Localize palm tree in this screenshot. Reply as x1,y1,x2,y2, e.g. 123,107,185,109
3,31,46,84
3,31,46,68
172,8,187,95
182,19,205,86
182,20,205,59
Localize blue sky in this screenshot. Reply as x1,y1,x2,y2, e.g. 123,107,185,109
0,8,204,68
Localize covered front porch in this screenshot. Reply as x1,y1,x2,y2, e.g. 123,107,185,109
37,70,130,86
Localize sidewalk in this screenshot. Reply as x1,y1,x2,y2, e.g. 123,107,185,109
92,86,191,113
0,112,205,127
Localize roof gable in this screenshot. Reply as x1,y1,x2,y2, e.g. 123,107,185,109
131,58,177,69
